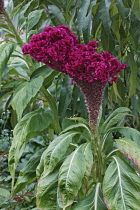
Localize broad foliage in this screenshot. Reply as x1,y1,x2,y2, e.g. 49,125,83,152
0,0,140,209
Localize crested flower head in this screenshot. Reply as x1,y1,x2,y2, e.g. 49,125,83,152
22,25,78,72
0,0,4,14
22,25,127,83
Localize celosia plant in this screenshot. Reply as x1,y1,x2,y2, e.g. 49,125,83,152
22,25,127,131
0,0,4,14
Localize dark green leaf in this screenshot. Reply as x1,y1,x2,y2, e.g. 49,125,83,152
27,9,44,31
48,5,66,25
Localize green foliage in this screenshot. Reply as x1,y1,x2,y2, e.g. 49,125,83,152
0,0,140,209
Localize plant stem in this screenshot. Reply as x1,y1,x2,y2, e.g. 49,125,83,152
75,79,107,183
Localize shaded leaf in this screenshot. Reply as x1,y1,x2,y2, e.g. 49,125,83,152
58,145,87,209
116,138,140,172
132,0,140,20
13,149,44,195
0,188,10,198
103,156,140,210
12,76,44,121
48,5,66,25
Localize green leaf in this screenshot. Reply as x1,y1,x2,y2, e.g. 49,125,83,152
77,0,90,32
110,126,140,146
58,145,86,209
48,5,66,25
103,156,140,210
27,9,44,31
37,132,79,178
0,188,10,198
8,108,53,187
30,65,53,79
73,183,107,210
12,76,44,121
37,168,59,210
83,143,93,180
101,107,130,134
132,0,140,20
128,51,138,98
114,0,130,23
13,149,44,195
116,138,140,172
99,0,112,34
0,42,15,87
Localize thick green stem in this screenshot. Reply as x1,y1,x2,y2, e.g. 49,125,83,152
3,10,34,75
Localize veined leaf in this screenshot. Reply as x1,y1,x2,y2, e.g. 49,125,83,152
109,126,140,146
132,0,140,20
101,107,130,134
73,183,107,210
37,168,59,210
83,142,93,181
27,9,44,31
116,138,140,172
77,0,90,32
0,42,15,87
13,149,44,196
58,145,87,209
103,156,140,210
8,108,53,187
12,76,44,121
61,123,91,136
37,132,79,178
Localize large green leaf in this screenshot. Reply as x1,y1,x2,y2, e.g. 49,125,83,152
73,183,107,210
36,168,59,210
8,108,53,187
110,126,140,146
12,76,44,121
13,149,44,196
100,107,130,134
27,9,44,31
58,145,87,209
77,0,90,32
132,0,140,21
103,156,140,210
116,138,140,172
83,142,93,181
36,132,79,178
0,42,15,87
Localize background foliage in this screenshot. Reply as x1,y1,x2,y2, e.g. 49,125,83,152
0,0,140,209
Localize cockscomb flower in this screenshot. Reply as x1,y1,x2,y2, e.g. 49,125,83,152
22,25,78,72
0,0,4,14
22,25,127,132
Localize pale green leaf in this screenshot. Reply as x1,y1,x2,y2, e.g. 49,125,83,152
101,107,130,134
116,138,140,172
0,42,15,87
58,145,87,209
37,132,79,178
12,76,44,121
103,156,140,210
8,108,53,186
48,5,66,25
73,183,107,210
37,169,58,210
0,188,10,198
27,9,44,31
